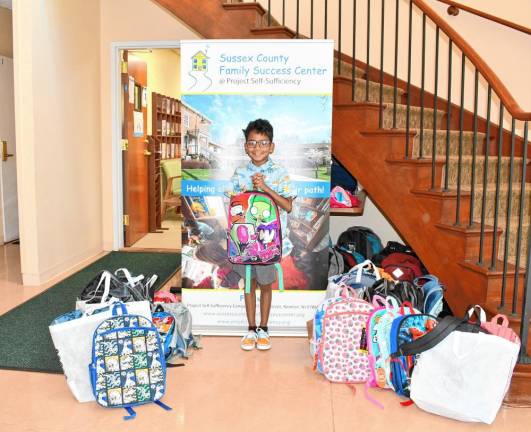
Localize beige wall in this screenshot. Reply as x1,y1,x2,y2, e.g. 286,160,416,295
13,0,102,285
426,0,531,115
134,49,181,135
455,0,531,28
100,0,199,250
0,7,12,58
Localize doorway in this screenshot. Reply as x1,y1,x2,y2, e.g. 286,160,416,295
0,56,20,248
116,45,183,252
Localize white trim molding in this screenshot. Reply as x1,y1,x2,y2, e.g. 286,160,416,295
110,40,181,250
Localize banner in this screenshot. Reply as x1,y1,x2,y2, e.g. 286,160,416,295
180,40,333,335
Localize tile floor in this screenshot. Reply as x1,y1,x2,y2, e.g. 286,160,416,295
0,244,530,431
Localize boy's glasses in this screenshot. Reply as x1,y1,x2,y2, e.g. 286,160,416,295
245,140,271,149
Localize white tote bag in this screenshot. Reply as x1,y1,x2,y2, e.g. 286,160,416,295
410,330,520,424
49,301,152,403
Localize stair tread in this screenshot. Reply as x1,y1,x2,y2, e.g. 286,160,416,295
436,221,502,234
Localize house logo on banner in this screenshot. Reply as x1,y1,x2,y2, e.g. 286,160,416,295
180,40,334,336
189,50,212,92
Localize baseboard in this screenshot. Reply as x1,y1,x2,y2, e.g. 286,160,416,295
505,363,531,406
22,245,104,286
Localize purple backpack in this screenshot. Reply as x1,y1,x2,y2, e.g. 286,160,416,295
227,191,283,292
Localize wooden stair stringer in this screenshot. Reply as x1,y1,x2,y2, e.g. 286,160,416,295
152,0,266,39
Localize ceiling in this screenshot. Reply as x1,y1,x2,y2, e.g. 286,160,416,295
0,0,12,10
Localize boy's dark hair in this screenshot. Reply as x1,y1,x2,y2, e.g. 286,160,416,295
242,119,274,142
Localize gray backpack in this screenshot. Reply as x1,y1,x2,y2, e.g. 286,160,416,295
152,302,201,361
328,247,345,277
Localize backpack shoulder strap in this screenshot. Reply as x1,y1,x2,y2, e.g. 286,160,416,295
123,407,136,421
154,400,173,411
390,316,461,357
274,263,284,292
245,265,251,294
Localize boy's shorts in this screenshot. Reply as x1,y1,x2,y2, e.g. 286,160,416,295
233,264,277,286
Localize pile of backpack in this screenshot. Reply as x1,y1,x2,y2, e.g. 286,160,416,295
330,226,428,280
312,260,521,424
49,268,200,420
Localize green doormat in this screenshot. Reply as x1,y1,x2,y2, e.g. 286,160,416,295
0,251,180,374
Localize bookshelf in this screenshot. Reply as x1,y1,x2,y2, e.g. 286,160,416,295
152,92,182,160
147,136,162,232
149,93,182,231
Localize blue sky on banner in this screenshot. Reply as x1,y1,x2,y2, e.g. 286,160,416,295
183,95,332,149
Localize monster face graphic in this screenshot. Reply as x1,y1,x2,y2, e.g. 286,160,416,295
229,195,247,224
248,195,277,225
256,221,279,248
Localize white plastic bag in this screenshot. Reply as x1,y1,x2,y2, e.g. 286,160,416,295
49,301,152,403
410,330,520,424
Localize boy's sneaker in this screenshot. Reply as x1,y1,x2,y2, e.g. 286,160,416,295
240,330,257,351
256,328,271,350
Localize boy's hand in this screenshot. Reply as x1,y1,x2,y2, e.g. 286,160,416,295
251,173,293,213
252,173,269,191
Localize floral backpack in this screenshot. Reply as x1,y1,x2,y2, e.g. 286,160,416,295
89,303,172,420
227,191,284,293
315,288,374,383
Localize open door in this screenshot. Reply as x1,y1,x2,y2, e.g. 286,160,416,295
0,56,19,244
121,50,149,247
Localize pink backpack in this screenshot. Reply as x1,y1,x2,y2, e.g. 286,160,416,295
481,314,520,344
317,291,374,383
466,305,520,344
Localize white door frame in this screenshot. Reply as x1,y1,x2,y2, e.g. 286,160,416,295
110,41,181,250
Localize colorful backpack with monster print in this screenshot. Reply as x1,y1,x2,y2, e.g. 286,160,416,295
89,303,172,420
227,191,284,293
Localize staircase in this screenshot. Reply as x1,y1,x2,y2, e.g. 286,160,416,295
154,0,531,403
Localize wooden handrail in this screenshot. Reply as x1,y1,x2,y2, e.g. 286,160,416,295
414,0,531,121
437,0,531,36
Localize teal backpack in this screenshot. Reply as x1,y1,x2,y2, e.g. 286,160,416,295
89,303,172,420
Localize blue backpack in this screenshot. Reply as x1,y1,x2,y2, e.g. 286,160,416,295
89,303,172,420
413,275,445,317
152,309,180,361
389,313,438,398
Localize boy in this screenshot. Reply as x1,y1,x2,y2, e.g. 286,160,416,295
231,119,295,351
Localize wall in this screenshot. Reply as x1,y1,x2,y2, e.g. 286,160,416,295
100,0,200,250
455,0,531,28
330,195,404,245
0,6,12,57
13,0,102,285
134,49,181,135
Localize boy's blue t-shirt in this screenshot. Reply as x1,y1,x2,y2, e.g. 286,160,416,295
230,157,296,256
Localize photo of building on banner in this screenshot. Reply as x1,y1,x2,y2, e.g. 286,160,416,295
180,94,332,292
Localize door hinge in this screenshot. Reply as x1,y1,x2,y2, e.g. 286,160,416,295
123,215,130,226
121,139,128,151
121,60,128,74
